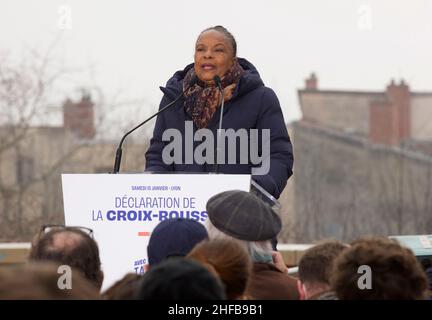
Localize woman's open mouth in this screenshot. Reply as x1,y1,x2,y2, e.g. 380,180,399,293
201,63,216,71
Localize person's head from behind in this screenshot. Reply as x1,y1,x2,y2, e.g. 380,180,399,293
29,224,103,290
421,258,432,296
194,25,237,83
205,190,281,265
136,258,226,300
297,240,348,300
101,273,142,300
187,238,252,299
0,262,99,299
331,236,428,300
147,218,208,267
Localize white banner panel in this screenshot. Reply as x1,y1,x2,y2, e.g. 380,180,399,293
61,173,251,290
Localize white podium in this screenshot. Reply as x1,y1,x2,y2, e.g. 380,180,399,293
61,173,251,290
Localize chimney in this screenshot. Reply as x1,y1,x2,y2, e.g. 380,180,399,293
63,91,96,139
386,79,410,141
305,73,318,90
369,79,411,146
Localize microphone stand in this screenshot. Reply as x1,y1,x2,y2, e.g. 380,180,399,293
112,94,183,174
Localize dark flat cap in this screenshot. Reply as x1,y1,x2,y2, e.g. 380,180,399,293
206,190,281,241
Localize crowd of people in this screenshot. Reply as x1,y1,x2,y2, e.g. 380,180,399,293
0,190,431,300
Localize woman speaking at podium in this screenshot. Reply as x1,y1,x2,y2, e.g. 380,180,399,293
145,26,293,199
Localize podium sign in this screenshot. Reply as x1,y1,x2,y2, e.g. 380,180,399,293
61,173,251,290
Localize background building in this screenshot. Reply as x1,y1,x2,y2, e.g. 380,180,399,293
0,94,146,241
285,74,432,242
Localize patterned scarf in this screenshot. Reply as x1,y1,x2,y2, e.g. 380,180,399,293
183,60,244,129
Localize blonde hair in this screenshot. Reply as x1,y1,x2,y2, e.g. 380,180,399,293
187,239,252,300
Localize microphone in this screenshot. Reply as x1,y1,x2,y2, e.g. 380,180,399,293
112,76,197,173
213,75,225,174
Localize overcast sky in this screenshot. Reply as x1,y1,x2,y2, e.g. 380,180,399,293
1,0,431,133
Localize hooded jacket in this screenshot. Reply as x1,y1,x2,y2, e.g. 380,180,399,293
145,58,293,198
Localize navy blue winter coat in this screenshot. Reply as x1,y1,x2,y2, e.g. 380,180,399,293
145,58,293,199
